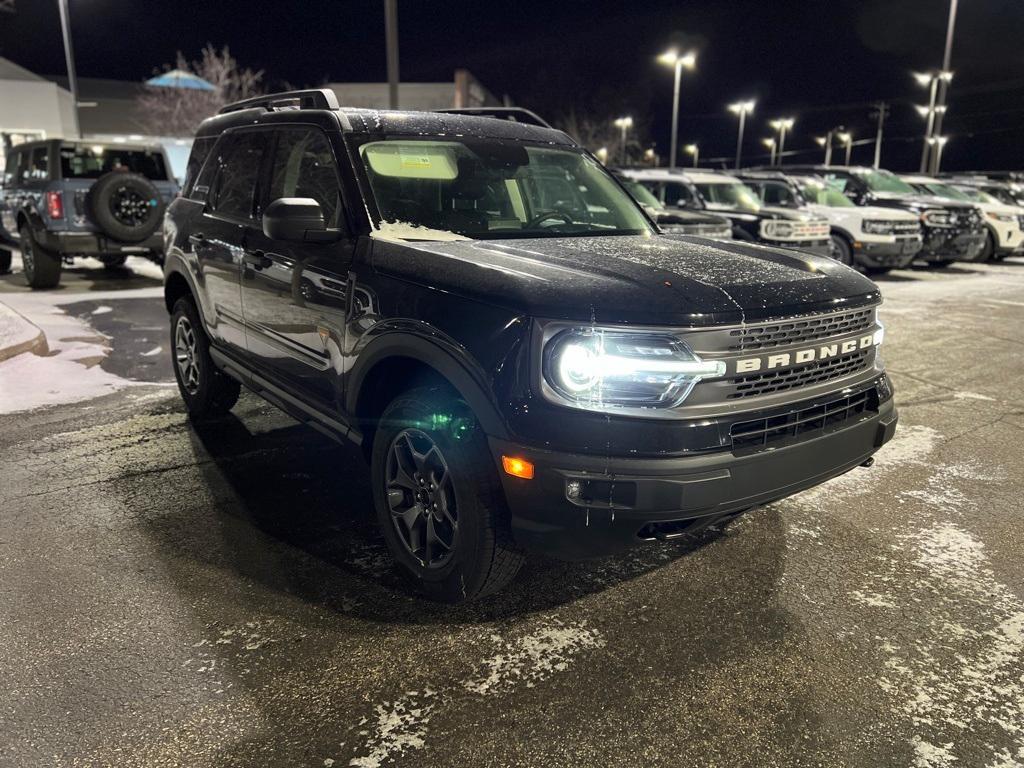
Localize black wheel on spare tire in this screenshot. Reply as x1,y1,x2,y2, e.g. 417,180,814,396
371,386,525,602
18,223,62,289
85,172,165,243
170,296,240,421
0,247,11,274
829,234,854,266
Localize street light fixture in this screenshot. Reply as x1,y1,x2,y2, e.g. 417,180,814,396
837,131,853,165
57,0,81,138
658,49,697,169
595,146,609,165
613,116,633,165
762,138,777,166
768,117,794,166
914,70,952,172
684,143,699,167
727,100,755,169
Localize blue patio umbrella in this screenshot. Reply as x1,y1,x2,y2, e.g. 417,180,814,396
145,69,215,91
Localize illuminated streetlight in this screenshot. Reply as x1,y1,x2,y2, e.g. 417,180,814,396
613,116,633,164
658,49,697,168
643,147,657,166
595,146,609,164
762,137,777,166
837,131,853,165
928,135,949,172
727,100,755,169
914,70,952,172
769,117,794,166
684,143,699,168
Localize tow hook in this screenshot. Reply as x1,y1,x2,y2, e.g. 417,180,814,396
860,457,875,468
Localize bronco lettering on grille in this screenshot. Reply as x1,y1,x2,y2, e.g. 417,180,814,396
734,333,878,374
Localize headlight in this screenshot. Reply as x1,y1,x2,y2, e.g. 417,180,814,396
761,220,793,239
542,329,726,411
921,209,952,228
986,211,1017,223
862,219,895,235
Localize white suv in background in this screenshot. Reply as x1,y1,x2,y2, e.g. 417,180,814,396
900,175,1024,261
740,172,923,273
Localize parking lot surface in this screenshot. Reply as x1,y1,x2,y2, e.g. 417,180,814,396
2,255,1024,768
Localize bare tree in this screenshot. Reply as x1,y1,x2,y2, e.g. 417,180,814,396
554,110,651,165
135,45,264,137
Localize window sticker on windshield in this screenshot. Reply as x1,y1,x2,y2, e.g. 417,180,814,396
399,153,433,169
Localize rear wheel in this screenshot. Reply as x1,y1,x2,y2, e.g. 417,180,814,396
170,296,240,420
19,224,61,289
829,234,854,266
371,386,524,602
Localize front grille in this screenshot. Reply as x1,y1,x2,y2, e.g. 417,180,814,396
730,388,878,454
727,308,874,352
727,349,872,399
892,221,920,235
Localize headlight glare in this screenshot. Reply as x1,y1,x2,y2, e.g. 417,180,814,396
862,219,894,235
544,329,725,410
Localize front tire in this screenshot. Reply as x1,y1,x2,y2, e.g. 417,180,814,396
977,230,996,263
830,234,854,267
19,224,62,289
170,296,240,421
371,386,524,602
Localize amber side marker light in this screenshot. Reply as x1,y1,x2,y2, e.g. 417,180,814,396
502,455,535,480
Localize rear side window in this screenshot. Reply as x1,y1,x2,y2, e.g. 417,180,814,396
59,145,168,181
3,150,23,185
183,137,216,198
28,147,49,180
209,132,268,220
266,129,342,227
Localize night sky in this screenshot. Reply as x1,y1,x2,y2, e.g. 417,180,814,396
2,0,1023,171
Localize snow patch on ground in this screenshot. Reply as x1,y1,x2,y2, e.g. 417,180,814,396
90,305,112,315
954,391,996,402
348,689,438,768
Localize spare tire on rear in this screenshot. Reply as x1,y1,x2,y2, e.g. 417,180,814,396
85,172,165,243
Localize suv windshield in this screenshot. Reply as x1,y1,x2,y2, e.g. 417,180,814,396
919,182,973,202
693,181,761,212
798,180,855,207
59,144,169,181
854,169,917,195
620,179,664,210
357,139,652,240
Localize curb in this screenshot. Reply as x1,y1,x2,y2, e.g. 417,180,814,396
0,302,48,363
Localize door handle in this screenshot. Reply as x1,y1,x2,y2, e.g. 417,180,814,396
243,250,273,270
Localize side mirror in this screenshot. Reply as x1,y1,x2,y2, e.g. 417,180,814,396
263,197,327,242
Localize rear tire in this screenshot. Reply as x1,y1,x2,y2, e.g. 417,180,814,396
0,248,11,274
19,224,62,289
371,386,525,602
170,296,240,421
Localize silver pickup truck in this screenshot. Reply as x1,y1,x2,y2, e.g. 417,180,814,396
0,139,179,288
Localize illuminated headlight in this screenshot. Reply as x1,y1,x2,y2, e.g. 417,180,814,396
921,209,953,228
862,219,895,235
761,220,793,239
543,329,725,410
987,211,1017,223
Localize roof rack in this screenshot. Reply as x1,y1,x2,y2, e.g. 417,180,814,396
218,88,340,115
434,107,553,128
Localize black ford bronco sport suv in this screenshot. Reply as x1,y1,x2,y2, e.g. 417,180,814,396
163,89,897,601
0,139,179,288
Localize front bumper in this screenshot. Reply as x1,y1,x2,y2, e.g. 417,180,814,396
920,227,986,262
34,229,163,259
492,388,897,559
853,237,922,268
767,239,832,258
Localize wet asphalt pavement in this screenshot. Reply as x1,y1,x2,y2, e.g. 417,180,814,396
2,256,1024,767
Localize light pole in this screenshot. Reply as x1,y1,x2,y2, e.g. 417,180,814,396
728,100,755,169
684,143,699,167
57,0,81,138
658,49,696,169
871,101,888,169
769,117,794,166
762,138,776,166
914,71,951,172
816,136,828,164
837,131,853,165
931,0,959,170
613,116,633,165
929,136,949,173
384,0,400,109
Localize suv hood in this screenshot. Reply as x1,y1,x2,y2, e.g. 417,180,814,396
372,234,880,326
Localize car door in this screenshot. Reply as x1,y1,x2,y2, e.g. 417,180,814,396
240,126,355,410
189,130,270,352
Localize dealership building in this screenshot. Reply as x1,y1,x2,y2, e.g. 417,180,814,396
0,56,501,179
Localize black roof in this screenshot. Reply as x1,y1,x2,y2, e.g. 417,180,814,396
198,89,575,147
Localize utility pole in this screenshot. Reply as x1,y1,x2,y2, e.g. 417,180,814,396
920,77,938,173
931,0,959,173
384,0,399,109
871,102,888,169
57,0,81,138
